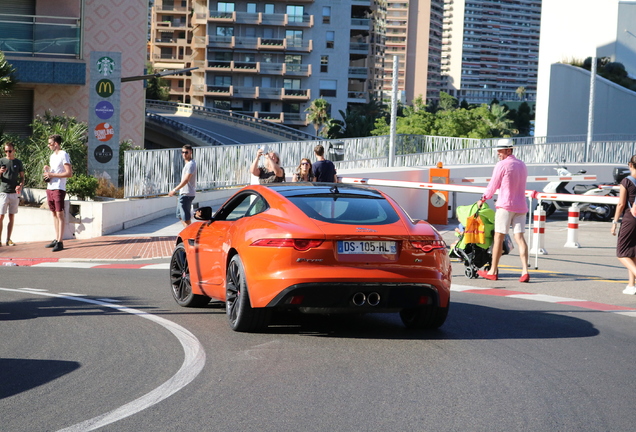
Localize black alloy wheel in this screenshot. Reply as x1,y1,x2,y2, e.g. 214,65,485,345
170,243,210,307
225,255,270,332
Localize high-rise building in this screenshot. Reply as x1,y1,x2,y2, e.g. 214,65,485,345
382,0,444,104
149,0,387,131
441,0,542,104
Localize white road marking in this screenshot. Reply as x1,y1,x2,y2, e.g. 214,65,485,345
141,263,170,270
33,262,101,268
0,287,206,431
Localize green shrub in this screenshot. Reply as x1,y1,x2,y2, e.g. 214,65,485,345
67,174,99,200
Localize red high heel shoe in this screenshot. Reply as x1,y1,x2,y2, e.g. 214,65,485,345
477,269,498,281
519,273,530,283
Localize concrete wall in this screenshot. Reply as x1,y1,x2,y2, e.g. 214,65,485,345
11,189,235,243
545,63,636,136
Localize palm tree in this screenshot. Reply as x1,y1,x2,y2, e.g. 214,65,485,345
485,103,517,137
305,98,330,135
0,50,17,96
515,86,526,101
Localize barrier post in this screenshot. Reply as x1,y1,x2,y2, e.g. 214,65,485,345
529,204,548,256
428,163,449,225
564,204,581,248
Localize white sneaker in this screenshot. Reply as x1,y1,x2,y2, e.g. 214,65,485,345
622,285,636,295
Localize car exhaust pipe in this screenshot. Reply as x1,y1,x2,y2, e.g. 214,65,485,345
352,292,366,306
367,292,381,306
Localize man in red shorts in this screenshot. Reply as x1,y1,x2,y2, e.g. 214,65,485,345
43,134,73,252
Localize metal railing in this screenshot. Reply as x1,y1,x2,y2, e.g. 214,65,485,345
124,134,636,198
146,100,317,141
0,13,81,58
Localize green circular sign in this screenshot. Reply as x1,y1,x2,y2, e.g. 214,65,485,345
96,79,115,97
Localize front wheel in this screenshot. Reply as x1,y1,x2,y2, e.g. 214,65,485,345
591,204,613,222
400,305,449,330
541,201,556,217
170,243,210,307
226,255,271,332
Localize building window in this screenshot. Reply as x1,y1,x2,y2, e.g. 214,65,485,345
287,5,304,23
264,4,274,14
262,77,272,87
286,30,303,47
218,2,234,12
216,26,234,37
283,103,300,113
178,80,184,88
320,55,328,72
320,79,337,97
326,31,334,49
284,78,301,90
214,76,232,86
322,6,331,24
245,27,256,37
247,3,256,13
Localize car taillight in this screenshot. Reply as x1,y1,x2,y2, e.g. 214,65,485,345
251,238,324,251
411,240,446,252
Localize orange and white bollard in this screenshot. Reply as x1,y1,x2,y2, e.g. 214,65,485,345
564,204,581,248
529,204,548,255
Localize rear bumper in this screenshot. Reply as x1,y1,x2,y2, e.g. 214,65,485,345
265,282,445,312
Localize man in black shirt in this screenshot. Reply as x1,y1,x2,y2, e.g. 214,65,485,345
312,144,337,183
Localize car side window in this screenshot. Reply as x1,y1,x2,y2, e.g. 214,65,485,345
216,193,268,221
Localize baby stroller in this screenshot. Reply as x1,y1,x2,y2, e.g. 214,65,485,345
451,202,496,279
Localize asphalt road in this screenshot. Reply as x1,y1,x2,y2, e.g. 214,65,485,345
149,111,286,145
1,264,636,432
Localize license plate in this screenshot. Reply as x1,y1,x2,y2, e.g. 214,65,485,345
337,241,397,255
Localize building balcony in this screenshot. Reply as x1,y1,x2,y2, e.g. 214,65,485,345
155,4,189,13
206,85,233,96
0,13,81,58
282,88,310,101
256,112,283,123
209,11,313,27
156,20,187,30
153,36,188,47
348,67,368,79
351,18,371,28
349,43,370,54
347,91,368,103
281,112,308,125
258,87,283,100
191,35,208,48
207,60,259,73
233,86,258,99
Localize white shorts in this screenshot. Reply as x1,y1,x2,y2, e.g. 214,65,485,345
494,208,526,234
0,193,19,215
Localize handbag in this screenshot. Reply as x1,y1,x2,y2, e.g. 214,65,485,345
464,212,486,244
627,176,636,217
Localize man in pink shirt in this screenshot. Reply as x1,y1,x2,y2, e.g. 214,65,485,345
477,139,530,282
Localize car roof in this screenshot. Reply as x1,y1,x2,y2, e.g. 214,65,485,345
258,183,386,199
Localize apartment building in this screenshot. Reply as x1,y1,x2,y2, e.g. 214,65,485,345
382,0,444,104
0,0,147,145
149,0,386,131
441,0,541,104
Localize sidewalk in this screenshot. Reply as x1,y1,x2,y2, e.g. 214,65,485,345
0,213,182,264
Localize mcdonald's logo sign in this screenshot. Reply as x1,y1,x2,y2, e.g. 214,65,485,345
96,79,115,98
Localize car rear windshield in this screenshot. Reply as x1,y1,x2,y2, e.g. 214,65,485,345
288,194,400,225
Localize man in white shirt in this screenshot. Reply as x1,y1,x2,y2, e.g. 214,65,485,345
169,145,197,227
43,134,73,252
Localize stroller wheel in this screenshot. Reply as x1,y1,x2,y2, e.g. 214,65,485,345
465,267,478,279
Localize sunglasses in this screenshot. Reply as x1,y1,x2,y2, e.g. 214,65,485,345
5,150,13,153
181,151,190,154
301,162,309,165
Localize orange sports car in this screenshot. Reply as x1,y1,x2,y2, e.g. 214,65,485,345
169,183,452,332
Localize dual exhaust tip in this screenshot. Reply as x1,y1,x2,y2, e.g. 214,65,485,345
352,292,381,307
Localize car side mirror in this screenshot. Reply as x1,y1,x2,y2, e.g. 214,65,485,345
194,206,213,221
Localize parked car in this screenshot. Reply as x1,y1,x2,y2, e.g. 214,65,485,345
169,183,452,332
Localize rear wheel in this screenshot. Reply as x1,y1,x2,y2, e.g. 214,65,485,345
465,267,477,279
170,243,210,307
226,255,271,332
400,304,449,329
591,204,613,221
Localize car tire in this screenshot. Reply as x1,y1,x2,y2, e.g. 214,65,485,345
226,255,271,332
400,304,449,330
170,243,210,307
